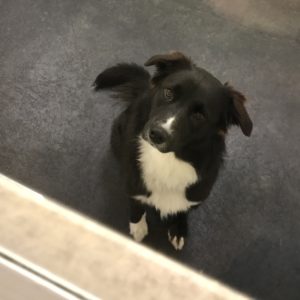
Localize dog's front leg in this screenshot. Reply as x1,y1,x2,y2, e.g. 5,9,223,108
129,198,148,242
166,212,188,251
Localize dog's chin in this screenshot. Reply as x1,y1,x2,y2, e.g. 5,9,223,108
141,133,172,154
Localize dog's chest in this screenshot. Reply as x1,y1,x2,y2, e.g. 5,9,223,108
136,138,199,217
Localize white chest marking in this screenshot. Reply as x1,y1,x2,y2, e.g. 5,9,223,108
136,138,199,217
161,117,175,134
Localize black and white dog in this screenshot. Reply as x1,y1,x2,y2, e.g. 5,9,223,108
93,52,253,250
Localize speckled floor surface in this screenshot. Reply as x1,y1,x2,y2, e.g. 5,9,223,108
1,1,299,299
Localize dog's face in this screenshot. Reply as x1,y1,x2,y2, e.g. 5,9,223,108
142,52,253,153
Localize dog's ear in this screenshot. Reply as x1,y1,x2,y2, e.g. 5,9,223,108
144,51,191,84
225,83,253,137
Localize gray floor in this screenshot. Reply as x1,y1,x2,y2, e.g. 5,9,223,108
1,1,299,299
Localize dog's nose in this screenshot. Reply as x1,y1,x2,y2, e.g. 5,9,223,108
149,127,168,145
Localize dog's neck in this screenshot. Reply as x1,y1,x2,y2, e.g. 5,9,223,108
176,133,226,171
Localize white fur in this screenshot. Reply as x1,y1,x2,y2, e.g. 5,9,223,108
168,231,185,250
161,117,175,134
136,138,199,217
129,213,148,242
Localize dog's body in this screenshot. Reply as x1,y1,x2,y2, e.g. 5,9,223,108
93,52,252,250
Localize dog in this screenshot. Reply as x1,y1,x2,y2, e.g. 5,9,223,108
93,51,253,250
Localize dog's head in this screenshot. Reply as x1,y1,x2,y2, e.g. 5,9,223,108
142,51,253,153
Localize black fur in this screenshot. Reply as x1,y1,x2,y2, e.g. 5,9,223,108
93,52,253,249
93,63,150,101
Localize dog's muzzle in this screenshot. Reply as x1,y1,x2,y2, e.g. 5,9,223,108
143,126,171,153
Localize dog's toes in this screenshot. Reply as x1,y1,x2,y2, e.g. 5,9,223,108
129,213,148,242
168,231,185,250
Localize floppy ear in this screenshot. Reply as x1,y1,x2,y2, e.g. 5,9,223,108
225,83,253,137
144,51,191,84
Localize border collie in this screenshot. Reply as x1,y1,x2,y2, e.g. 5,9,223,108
93,51,253,250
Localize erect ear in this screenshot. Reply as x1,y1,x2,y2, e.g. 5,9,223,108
225,82,253,137
144,51,191,84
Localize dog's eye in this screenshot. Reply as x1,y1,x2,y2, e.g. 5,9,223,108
164,88,174,101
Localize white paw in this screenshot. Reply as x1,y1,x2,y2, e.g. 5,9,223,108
129,213,148,242
168,231,185,250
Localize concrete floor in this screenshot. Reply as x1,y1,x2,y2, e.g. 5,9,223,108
0,1,299,299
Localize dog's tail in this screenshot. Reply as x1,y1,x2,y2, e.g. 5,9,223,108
92,63,150,102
